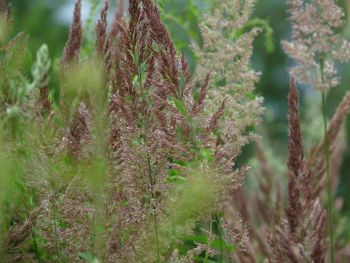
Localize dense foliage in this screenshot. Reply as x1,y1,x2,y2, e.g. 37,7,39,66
1,0,350,262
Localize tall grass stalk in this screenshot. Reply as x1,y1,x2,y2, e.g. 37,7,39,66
321,90,335,263
203,218,213,263
216,214,223,263
147,154,160,263
52,198,62,263
154,212,161,263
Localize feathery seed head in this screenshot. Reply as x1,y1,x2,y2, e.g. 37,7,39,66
283,0,350,90
61,0,83,68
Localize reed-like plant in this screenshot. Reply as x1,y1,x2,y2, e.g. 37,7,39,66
0,0,259,262
1,0,350,262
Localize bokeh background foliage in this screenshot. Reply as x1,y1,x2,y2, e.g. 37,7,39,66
3,0,350,261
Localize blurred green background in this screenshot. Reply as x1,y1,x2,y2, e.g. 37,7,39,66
9,0,350,210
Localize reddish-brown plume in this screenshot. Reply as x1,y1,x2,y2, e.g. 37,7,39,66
96,0,113,86
287,76,304,178
5,204,43,258
109,0,125,42
205,97,228,133
192,73,210,116
39,73,52,116
285,75,303,234
312,91,350,161
255,141,275,224
61,0,83,67
267,77,328,263
306,91,350,201
66,103,91,157
96,0,110,57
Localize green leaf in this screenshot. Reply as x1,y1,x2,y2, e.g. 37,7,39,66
79,252,101,263
232,18,274,53
164,17,191,46
167,168,187,183
169,97,191,122
199,148,213,162
180,234,208,243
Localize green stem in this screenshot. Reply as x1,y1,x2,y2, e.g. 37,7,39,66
154,212,161,263
217,216,223,263
136,49,160,262
203,219,213,263
321,91,335,263
52,197,62,263
147,156,161,263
